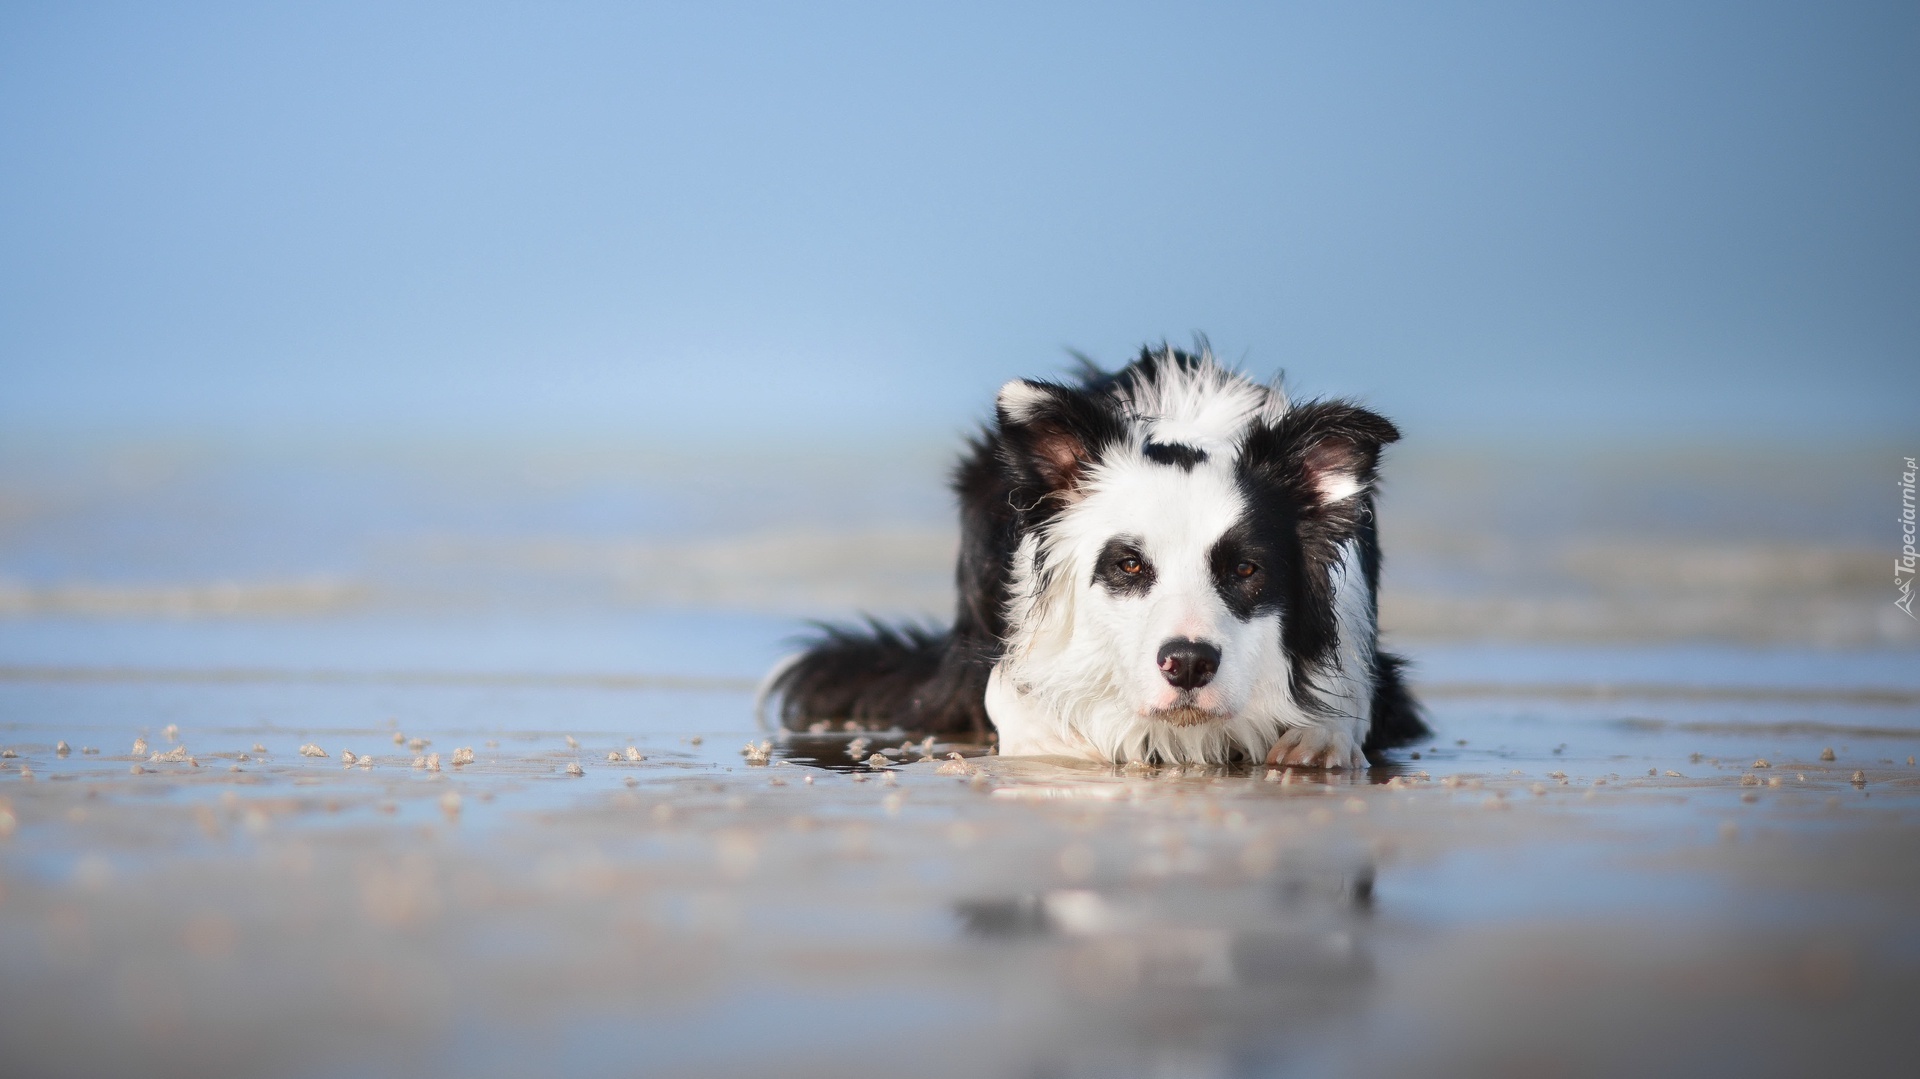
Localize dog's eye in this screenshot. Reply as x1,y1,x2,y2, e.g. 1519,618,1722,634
1234,561,1258,578
1118,556,1143,575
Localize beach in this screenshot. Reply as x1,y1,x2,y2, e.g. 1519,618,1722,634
1,443,1915,1077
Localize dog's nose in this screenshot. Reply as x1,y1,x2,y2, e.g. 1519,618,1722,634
1156,639,1221,690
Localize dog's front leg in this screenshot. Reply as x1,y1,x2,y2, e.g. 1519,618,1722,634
1265,718,1368,771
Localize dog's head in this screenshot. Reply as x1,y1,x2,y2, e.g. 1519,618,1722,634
994,348,1398,735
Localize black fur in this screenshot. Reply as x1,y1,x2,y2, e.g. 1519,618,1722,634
768,345,1430,757
770,619,994,739
1092,536,1155,597
1366,650,1426,754
1141,439,1209,470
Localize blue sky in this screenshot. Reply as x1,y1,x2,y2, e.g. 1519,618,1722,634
2,1,1915,446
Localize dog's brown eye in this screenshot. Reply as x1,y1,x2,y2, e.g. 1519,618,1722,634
1234,561,1258,578
1119,556,1143,575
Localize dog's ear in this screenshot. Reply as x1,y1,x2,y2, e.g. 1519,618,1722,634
995,379,1124,501
1242,400,1400,511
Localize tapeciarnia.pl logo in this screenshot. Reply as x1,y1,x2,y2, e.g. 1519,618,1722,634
1899,456,1917,620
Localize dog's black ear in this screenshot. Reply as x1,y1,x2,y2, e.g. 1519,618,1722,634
1242,400,1400,511
995,378,1125,501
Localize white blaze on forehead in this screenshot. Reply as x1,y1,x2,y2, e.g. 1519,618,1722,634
1119,353,1278,454
1068,454,1248,578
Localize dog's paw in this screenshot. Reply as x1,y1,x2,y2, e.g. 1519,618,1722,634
1264,724,1367,771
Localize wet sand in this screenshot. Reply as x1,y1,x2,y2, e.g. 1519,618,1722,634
2,443,1915,1076
2,657,1917,1079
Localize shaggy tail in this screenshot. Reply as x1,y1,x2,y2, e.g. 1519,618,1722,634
763,619,994,739
765,620,951,731
1362,649,1429,754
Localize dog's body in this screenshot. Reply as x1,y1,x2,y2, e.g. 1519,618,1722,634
769,346,1426,767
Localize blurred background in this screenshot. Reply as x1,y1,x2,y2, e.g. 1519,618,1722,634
2,1,1915,681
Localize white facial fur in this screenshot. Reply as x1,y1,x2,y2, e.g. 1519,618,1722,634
986,352,1378,766
1070,456,1258,717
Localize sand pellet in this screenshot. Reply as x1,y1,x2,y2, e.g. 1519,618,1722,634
408,738,428,751
453,747,475,766
299,744,327,758
1665,770,1685,778
1820,747,1836,761
162,724,179,742
866,753,889,768
251,744,266,754
1851,771,1866,787
624,747,644,762
742,741,772,765
566,762,584,777
427,753,440,772
55,742,70,757
341,750,358,765
131,738,149,755
606,751,620,762
1754,759,1771,768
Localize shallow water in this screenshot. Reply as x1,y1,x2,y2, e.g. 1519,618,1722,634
2,614,1917,1078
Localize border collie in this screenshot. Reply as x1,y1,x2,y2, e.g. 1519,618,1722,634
768,344,1426,768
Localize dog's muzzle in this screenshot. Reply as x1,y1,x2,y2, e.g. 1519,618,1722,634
1147,703,1224,728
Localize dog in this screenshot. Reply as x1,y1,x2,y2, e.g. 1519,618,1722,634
767,344,1426,768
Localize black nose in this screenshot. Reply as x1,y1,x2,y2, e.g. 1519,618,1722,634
1157,638,1221,690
